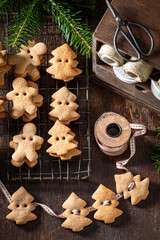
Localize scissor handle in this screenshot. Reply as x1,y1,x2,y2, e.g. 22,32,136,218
126,22,154,57
114,28,141,62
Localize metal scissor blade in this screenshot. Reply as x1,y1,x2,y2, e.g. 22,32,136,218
105,0,121,21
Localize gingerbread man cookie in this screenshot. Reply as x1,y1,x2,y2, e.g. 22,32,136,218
11,123,44,163
8,41,47,79
6,77,38,118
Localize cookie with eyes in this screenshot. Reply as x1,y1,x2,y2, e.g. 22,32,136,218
6,186,37,224
49,86,80,124
11,123,44,163
61,192,92,232
8,41,47,77
46,43,82,82
92,184,123,224
6,77,38,119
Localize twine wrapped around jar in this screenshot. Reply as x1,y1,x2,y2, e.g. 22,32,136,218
98,44,125,67
123,57,153,82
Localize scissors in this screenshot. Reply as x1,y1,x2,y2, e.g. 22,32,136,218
105,0,154,62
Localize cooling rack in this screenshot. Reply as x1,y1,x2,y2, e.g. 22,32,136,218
0,14,91,181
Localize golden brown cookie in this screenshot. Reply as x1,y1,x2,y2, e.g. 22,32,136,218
6,186,37,224
49,86,80,124
115,173,149,205
61,192,92,232
49,140,81,160
6,77,38,119
0,97,6,118
46,120,77,156
10,141,39,168
0,64,12,86
92,184,123,224
8,42,47,77
10,123,43,166
46,43,82,82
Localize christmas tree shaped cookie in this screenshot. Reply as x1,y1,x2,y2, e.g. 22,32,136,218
115,173,149,205
92,184,123,224
6,186,37,224
46,43,82,82
61,192,92,232
49,86,80,124
46,120,77,156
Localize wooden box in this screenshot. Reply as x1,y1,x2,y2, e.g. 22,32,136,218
92,0,160,113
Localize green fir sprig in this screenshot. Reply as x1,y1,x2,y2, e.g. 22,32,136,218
151,115,160,174
47,0,93,56
0,0,95,55
5,0,45,50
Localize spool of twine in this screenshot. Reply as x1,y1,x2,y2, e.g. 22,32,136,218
98,44,125,67
94,112,131,156
151,79,160,100
123,57,153,82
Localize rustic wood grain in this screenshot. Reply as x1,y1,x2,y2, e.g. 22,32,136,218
0,1,160,239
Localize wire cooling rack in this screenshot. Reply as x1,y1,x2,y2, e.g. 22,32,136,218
0,14,91,181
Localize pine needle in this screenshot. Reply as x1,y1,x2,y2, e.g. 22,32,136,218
48,0,93,56
4,0,45,49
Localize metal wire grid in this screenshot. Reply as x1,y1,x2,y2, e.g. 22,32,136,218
0,14,91,181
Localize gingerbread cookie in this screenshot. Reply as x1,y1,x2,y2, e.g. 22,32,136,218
61,192,92,232
10,141,38,168
10,123,43,167
92,184,123,224
46,43,82,82
0,97,6,118
0,42,7,66
6,77,38,118
0,42,12,85
8,41,47,80
114,173,149,205
47,120,77,156
7,78,43,120
49,86,80,124
6,186,37,224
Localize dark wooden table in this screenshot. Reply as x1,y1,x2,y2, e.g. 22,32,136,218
0,1,160,240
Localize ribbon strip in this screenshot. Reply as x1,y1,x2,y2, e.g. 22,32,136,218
116,123,146,171
0,180,134,218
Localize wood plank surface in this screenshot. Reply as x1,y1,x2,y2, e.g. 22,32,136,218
0,1,160,240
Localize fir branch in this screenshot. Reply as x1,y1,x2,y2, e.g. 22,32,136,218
151,115,160,174
48,0,93,56
0,0,25,13
4,0,45,49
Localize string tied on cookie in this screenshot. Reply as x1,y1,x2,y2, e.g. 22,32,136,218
102,200,111,206
128,181,135,191
71,209,80,215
